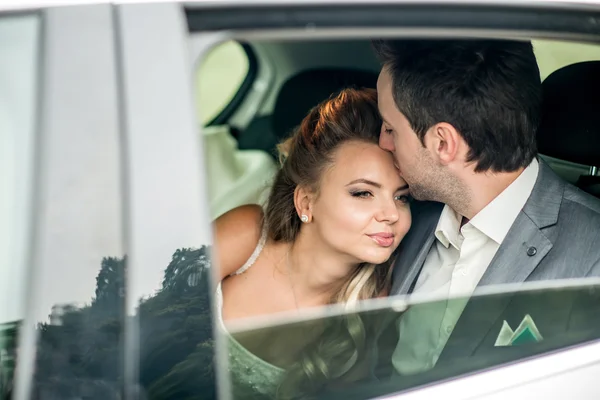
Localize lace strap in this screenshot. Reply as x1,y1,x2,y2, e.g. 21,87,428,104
232,225,268,276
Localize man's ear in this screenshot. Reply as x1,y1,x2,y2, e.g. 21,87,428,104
424,122,462,165
294,185,313,223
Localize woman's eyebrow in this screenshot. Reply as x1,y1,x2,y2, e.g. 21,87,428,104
346,180,409,192
346,179,381,188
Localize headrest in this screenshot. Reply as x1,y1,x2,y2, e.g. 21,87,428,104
272,68,378,141
202,125,277,218
538,61,600,166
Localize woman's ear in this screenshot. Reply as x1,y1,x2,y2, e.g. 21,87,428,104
294,185,313,223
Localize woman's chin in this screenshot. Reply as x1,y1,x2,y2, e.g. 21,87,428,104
360,249,395,265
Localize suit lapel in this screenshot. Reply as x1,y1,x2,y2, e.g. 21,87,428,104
394,232,436,295
440,160,564,360
479,216,554,287
440,213,554,360
391,201,443,295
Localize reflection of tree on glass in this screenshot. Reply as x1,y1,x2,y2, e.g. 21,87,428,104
6,245,217,400
138,246,215,400
1,322,18,400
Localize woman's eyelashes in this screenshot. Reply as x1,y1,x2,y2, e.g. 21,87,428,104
349,189,412,204
349,190,372,199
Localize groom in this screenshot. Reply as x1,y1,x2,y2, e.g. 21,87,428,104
373,39,600,378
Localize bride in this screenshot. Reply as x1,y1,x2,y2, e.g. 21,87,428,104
214,88,412,399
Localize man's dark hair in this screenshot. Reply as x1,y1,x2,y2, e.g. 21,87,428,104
372,39,541,172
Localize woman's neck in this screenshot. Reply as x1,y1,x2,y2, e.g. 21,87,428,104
286,229,358,306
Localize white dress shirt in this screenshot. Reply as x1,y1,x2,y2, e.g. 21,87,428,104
392,158,540,375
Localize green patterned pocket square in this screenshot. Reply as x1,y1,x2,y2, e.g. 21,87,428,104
494,314,543,347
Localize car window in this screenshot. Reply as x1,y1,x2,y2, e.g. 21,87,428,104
195,40,253,126
0,14,40,399
531,38,600,183
191,31,600,399
222,283,600,399
195,40,275,218
111,5,220,399
533,39,600,81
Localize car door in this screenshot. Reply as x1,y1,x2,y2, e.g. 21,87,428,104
3,1,600,400
2,5,128,400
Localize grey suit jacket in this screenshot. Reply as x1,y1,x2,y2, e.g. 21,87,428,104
389,160,600,362
391,159,600,295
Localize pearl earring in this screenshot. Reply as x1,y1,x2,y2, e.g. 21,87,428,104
301,214,309,223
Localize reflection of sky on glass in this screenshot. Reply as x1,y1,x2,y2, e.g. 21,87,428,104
25,6,124,324
0,15,38,325
3,6,213,324
32,115,212,321
35,172,210,323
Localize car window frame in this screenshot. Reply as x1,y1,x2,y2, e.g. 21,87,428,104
10,4,128,399
186,1,600,399
6,3,216,400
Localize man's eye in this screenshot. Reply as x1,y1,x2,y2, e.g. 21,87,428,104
395,194,412,204
384,127,393,134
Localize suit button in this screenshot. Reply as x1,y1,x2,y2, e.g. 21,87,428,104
527,246,537,256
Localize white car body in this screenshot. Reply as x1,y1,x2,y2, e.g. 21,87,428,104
1,1,599,399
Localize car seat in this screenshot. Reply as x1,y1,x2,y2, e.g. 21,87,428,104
203,124,277,219
239,67,379,158
538,61,600,197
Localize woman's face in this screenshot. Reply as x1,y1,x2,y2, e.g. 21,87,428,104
309,140,412,265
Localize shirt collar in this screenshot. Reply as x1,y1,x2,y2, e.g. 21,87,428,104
434,158,539,247
435,205,463,250
469,158,539,244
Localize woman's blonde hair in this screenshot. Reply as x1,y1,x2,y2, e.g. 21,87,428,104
262,88,394,399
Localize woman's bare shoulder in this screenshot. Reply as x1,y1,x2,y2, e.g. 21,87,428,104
214,204,265,280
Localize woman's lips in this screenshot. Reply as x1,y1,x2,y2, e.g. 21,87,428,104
368,233,395,247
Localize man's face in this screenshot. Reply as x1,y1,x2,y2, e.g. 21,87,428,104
376,67,441,201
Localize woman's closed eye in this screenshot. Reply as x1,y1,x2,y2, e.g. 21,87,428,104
350,190,411,204
350,190,373,199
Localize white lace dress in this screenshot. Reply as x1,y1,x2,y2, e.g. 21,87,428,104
215,228,285,399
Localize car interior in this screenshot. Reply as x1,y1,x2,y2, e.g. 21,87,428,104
192,38,600,220
537,60,600,197
191,37,600,395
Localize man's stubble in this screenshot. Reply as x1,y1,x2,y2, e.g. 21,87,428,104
405,148,471,215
